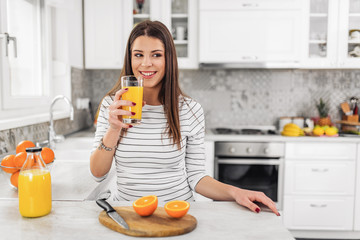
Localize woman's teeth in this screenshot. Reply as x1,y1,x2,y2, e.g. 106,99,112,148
142,72,155,76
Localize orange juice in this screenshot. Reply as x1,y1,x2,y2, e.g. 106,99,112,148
122,86,143,124
18,169,52,217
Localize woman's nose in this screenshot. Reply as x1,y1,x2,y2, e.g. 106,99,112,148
141,57,152,67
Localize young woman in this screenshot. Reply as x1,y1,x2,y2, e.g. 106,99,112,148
90,20,280,216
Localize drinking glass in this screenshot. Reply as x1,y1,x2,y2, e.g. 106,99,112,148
121,76,144,125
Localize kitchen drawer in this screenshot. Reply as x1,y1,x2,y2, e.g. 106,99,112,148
285,142,356,160
283,196,354,230
284,160,355,195
199,0,302,10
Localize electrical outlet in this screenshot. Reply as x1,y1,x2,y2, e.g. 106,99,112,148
76,98,90,110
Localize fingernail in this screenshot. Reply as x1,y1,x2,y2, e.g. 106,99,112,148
124,88,128,90
255,208,260,213
132,102,136,106
277,212,281,216
129,125,133,128
131,112,136,115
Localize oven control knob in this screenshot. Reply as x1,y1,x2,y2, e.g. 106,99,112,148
229,147,236,153
264,148,270,154
246,147,252,153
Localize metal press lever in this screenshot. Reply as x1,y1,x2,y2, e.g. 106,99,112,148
0,32,17,57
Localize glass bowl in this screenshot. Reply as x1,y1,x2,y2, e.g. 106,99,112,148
0,159,54,189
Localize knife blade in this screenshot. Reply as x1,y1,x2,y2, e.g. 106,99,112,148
96,199,130,230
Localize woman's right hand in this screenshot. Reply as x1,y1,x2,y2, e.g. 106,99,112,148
107,88,135,131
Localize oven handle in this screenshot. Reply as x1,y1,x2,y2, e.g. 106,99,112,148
217,158,281,165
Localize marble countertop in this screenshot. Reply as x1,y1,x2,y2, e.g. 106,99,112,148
0,200,294,240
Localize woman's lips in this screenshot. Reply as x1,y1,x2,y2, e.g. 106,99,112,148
140,71,157,79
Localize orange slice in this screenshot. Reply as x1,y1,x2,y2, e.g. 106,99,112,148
133,195,158,216
164,200,190,218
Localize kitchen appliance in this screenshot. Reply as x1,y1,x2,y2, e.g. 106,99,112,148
214,140,285,210
212,126,277,135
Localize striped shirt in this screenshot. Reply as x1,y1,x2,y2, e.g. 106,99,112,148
92,95,207,202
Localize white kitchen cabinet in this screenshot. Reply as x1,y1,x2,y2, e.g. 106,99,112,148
354,143,360,231
199,0,302,67
283,142,357,231
301,0,360,68
84,0,197,69
84,0,126,69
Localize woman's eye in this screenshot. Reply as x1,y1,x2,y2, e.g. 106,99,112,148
134,53,143,57
153,53,162,57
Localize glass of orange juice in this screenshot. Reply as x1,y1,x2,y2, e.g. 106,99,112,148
121,75,144,125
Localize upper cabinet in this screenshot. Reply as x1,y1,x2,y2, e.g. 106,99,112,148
301,0,360,68
198,0,303,68
84,0,198,69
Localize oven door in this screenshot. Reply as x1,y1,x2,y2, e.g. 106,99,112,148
215,158,283,209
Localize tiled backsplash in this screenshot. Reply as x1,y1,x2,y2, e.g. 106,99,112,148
88,69,360,128
1,68,359,155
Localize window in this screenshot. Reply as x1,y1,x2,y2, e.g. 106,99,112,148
0,0,50,110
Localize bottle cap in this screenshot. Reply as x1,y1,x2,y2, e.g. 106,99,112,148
25,147,43,153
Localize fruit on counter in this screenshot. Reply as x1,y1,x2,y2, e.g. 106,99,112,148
16,140,35,154
0,155,17,173
14,152,27,168
133,195,158,216
164,200,190,218
316,98,331,126
281,123,304,137
41,147,55,164
313,126,325,136
10,171,19,188
325,126,338,136
302,127,312,136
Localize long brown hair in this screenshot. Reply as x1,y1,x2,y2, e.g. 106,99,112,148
102,20,184,149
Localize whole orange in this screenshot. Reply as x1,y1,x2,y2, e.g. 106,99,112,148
0,155,17,173
10,171,20,188
133,195,158,217
164,200,190,218
41,147,55,164
14,152,27,168
16,140,35,154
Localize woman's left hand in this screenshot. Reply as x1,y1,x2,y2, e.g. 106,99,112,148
232,188,280,216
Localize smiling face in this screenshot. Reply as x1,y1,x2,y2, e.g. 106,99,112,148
131,36,166,90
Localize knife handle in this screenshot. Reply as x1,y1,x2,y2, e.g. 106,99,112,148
96,199,115,213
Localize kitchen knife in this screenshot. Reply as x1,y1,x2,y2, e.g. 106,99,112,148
96,199,130,230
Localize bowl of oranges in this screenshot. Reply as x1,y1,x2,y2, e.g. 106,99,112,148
0,140,55,189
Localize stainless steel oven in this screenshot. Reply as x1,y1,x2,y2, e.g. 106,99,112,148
214,142,285,209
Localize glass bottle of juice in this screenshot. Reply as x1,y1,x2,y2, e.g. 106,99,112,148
18,147,52,217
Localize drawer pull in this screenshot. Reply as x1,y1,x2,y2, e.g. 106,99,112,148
311,168,329,172
310,204,327,208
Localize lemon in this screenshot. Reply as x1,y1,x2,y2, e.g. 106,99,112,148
325,127,338,136
313,126,325,136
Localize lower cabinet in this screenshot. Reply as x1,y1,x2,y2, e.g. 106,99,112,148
284,196,354,230
283,142,357,231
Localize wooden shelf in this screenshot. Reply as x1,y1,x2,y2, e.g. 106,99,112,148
336,120,360,126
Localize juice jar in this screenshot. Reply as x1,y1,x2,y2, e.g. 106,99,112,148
18,147,52,217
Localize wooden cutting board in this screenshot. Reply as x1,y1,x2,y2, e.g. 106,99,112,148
98,206,197,237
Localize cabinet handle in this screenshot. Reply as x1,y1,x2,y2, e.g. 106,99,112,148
0,32,17,57
310,204,327,208
242,3,259,7
311,168,328,172
242,56,258,60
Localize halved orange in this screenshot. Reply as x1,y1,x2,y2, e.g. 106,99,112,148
133,195,158,216
164,200,190,218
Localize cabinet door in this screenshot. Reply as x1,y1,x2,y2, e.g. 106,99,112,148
199,10,301,64
355,143,360,231
285,142,356,160
338,0,360,68
283,196,354,230
284,160,356,195
301,0,339,68
84,0,124,69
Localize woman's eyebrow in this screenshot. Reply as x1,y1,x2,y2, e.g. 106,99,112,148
132,49,164,52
